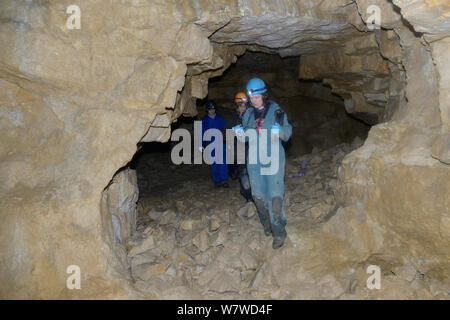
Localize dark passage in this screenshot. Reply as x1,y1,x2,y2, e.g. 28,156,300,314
123,52,370,298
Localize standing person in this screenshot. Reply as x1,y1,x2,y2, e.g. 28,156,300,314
200,100,229,188
231,92,252,202
232,78,292,249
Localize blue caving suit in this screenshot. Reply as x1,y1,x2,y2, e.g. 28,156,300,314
241,101,292,238
200,113,228,186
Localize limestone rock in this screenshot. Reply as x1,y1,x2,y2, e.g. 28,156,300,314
97,167,140,279
309,207,323,220
197,264,220,287
180,219,201,231
173,249,190,266
159,209,177,225
431,38,450,132
291,193,307,203
161,286,199,300
392,0,450,41
351,136,364,149
310,154,323,165
192,229,210,252
392,265,418,283
133,263,166,281
236,202,257,219
299,31,395,125
216,248,243,271
249,239,262,252
165,265,177,278
236,203,248,219
240,248,259,270
140,114,172,143
310,201,333,220
128,236,155,257
318,275,345,298
285,224,302,246
147,209,163,222
208,270,241,294
246,203,257,219
431,133,450,164
208,219,221,232
332,151,346,163
130,252,158,270
175,200,187,213
332,123,450,279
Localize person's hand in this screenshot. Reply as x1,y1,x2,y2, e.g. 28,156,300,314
271,123,281,137
232,125,244,138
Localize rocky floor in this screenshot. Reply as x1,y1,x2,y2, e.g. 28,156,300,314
127,138,449,300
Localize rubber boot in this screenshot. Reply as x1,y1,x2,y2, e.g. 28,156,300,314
272,231,286,249
271,197,286,249
240,175,253,202
254,197,272,237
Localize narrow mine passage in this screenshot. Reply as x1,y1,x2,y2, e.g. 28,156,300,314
129,134,365,299
123,52,373,299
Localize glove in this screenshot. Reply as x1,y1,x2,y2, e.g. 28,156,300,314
271,123,281,137
274,109,284,125
232,125,245,138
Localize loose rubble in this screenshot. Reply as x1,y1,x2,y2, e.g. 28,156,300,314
128,137,447,299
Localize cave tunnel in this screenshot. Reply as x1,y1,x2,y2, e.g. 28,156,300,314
1,0,449,300
100,49,420,299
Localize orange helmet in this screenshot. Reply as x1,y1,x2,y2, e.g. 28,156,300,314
234,92,248,104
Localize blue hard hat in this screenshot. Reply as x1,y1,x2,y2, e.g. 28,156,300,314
246,78,267,96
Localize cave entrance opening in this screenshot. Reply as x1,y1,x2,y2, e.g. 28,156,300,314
130,116,213,229
100,50,373,288
206,51,371,158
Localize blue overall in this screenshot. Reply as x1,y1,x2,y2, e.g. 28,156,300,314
201,114,228,185
241,101,292,237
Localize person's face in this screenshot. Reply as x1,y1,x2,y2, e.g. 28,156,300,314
237,102,247,115
208,108,216,116
250,94,263,109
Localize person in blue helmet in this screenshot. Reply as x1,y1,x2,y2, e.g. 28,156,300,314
232,78,292,249
200,100,229,188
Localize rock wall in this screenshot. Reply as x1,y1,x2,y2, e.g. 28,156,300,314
0,0,449,298
299,31,404,125
100,168,138,280
324,0,450,284
0,0,220,298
